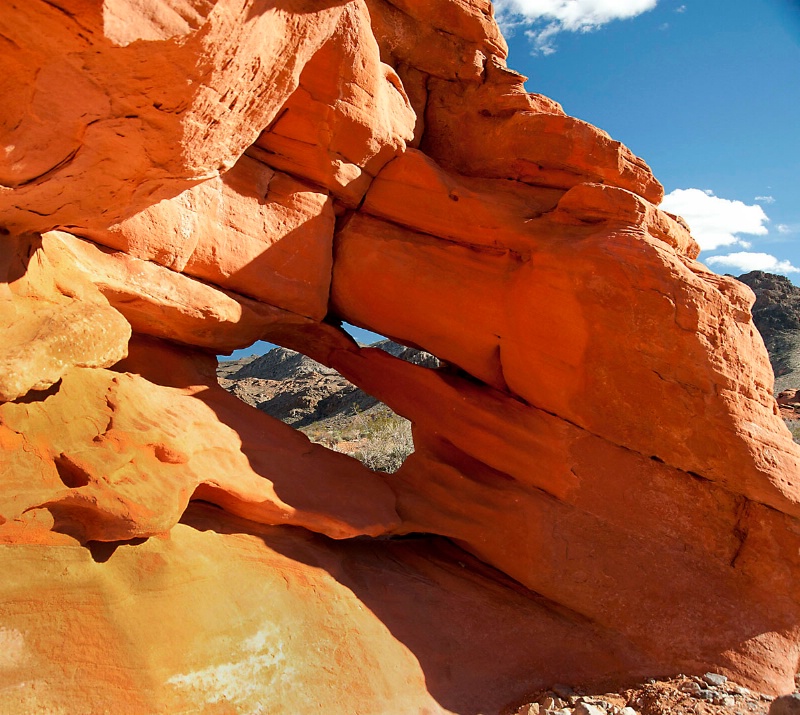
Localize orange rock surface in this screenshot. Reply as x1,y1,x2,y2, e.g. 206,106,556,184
1,0,799,713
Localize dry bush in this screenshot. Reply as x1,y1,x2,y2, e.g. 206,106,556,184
302,408,414,473
351,413,413,473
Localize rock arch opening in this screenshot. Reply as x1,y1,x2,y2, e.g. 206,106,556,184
216,328,438,473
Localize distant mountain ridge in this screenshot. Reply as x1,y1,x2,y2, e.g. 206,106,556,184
737,271,800,392
219,347,338,383
217,339,438,428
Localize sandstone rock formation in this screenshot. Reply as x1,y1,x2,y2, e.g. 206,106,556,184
1,1,799,713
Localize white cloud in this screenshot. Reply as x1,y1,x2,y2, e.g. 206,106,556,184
777,224,796,235
706,252,800,275
755,195,776,204
660,188,769,250
495,0,659,54
676,4,686,12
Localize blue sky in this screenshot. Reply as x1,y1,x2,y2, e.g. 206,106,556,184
498,0,800,277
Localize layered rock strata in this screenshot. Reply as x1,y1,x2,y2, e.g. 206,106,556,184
1,1,799,713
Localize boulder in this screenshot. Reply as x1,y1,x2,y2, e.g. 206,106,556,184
0,234,130,401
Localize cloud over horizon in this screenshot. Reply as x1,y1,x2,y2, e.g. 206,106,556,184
662,188,799,278
494,0,659,54
660,188,769,251
706,252,800,275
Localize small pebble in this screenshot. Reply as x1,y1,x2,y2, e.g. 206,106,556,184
680,681,703,695
703,672,729,688
579,697,604,707
697,688,717,701
574,704,606,715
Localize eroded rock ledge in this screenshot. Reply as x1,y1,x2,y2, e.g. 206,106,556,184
1,1,799,713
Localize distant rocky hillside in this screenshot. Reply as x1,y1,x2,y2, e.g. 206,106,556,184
218,347,359,426
217,339,439,472
218,339,437,427
737,271,800,391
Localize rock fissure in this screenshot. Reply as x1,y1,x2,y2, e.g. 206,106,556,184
729,498,752,569
354,203,530,259
244,145,341,196
38,0,79,21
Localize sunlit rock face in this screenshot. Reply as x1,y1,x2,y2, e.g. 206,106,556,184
1,1,799,712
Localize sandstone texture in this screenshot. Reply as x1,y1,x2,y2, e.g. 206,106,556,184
1,1,800,713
